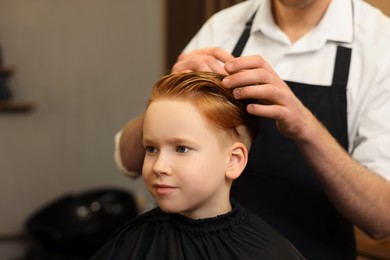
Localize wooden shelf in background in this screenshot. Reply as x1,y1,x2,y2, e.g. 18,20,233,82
355,227,390,260
0,101,35,113
0,66,14,76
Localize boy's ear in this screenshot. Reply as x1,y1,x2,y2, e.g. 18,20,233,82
226,142,248,180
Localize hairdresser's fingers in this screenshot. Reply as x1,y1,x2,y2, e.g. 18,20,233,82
172,54,227,74
233,83,315,141
172,47,234,74
225,55,279,78
191,47,235,63
222,55,318,140
223,67,283,91
223,63,289,110
223,55,283,91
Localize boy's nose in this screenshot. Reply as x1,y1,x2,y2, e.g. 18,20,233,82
152,153,171,176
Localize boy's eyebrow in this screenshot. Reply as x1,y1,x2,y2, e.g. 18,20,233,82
142,136,198,145
167,137,198,145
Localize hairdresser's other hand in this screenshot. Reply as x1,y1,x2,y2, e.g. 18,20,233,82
223,55,318,142
172,47,235,75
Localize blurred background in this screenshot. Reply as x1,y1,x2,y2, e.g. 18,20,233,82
0,0,162,258
0,0,161,231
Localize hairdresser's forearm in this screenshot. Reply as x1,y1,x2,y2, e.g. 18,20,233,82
295,121,390,239
119,114,145,173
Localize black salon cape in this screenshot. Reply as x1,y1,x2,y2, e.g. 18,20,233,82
90,203,305,260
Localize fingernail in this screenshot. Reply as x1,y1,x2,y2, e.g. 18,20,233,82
233,88,241,98
223,77,230,86
225,62,233,71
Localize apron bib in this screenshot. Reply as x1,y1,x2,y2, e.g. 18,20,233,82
230,12,356,260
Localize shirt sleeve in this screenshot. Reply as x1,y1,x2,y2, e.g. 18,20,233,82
343,0,390,180
350,61,390,180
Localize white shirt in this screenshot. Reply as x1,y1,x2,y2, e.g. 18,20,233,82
184,0,390,180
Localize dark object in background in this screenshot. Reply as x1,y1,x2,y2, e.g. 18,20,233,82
0,44,13,101
0,74,13,101
25,188,138,258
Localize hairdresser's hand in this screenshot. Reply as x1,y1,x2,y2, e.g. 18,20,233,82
223,55,318,141
172,47,235,75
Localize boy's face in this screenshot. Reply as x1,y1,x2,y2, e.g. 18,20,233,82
142,99,233,219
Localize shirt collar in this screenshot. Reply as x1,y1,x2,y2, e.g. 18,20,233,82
251,0,353,48
317,0,353,44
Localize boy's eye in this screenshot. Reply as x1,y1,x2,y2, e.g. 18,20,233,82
176,146,189,153
145,146,157,153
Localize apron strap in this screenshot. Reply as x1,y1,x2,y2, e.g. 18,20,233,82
232,11,257,57
332,46,352,88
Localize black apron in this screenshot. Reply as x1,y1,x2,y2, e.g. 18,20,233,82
230,13,356,260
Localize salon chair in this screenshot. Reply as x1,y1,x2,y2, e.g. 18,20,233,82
25,187,138,258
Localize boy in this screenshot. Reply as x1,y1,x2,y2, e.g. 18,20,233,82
91,72,304,259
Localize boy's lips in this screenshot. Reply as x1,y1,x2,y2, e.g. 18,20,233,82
154,184,178,194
